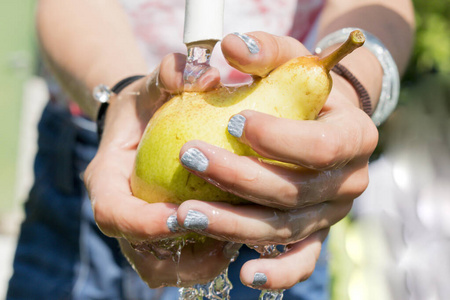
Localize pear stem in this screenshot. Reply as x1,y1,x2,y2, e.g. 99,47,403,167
319,30,365,73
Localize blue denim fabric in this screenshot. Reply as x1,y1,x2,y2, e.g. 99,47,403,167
7,102,328,300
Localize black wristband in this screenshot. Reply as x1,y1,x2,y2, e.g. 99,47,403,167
96,75,145,141
332,63,372,116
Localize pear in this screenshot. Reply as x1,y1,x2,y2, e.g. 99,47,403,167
131,30,365,205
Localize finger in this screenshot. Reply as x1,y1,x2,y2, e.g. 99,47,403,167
227,101,378,170
177,200,351,245
179,141,369,209
240,228,329,290
221,31,310,77
84,150,182,242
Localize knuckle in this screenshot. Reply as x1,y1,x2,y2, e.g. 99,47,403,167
250,118,270,144
244,114,276,151
313,130,341,169
299,267,315,283
277,184,300,208
276,227,296,243
365,119,379,154
83,157,99,187
226,218,241,238
91,200,112,235
343,165,370,200
92,198,124,238
276,215,300,243
353,110,379,157
353,167,370,197
298,247,319,282
83,164,92,185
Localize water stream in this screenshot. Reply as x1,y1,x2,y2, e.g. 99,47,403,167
184,46,213,85
176,244,286,300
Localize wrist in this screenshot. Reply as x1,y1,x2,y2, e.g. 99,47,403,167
330,71,359,107
337,47,382,109
94,75,146,141
320,45,383,110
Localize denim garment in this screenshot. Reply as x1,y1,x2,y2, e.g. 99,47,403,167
7,102,328,300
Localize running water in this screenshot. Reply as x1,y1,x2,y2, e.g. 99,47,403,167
248,244,287,299
184,46,213,85
247,244,286,258
177,244,287,299
179,268,233,300
259,290,285,300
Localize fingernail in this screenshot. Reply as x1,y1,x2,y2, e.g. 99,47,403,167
232,32,260,54
252,272,267,287
180,148,209,172
166,215,183,233
183,210,208,230
223,242,242,260
228,114,246,138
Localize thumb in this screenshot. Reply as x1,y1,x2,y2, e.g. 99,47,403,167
221,31,311,77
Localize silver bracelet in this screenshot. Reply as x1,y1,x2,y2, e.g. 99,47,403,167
314,27,400,126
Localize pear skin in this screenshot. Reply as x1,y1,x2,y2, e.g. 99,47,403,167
131,31,365,205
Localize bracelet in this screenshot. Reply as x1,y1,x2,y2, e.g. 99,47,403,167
93,75,145,141
332,63,372,116
315,27,400,126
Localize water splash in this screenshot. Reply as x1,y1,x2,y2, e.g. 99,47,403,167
184,46,212,84
247,244,287,299
179,268,233,300
174,240,186,286
144,240,287,299
259,289,285,300
248,244,287,258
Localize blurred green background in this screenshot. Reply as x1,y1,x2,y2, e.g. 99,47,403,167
0,0,37,214
330,1,450,299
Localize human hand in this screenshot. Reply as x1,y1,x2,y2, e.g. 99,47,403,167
175,32,379,290
84,53,240,288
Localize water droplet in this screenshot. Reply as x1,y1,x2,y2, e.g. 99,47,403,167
179,268,232,300
184,46,212,84
248,244,286,258
259,289,285,300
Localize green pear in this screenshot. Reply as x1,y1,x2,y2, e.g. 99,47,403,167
131,30,364,205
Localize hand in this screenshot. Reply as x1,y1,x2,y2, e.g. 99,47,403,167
84,53,236,288
176,32,379,290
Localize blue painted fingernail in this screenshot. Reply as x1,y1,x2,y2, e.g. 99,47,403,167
252,272,267,287
228,114,246,138
184,210,208,230
166,215,183,233
180,148,209,172
232,32,260,54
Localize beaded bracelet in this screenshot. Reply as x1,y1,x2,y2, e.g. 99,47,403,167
332,63,372,116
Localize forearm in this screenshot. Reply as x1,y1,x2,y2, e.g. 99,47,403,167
317,0,415,109
37,0,148,119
